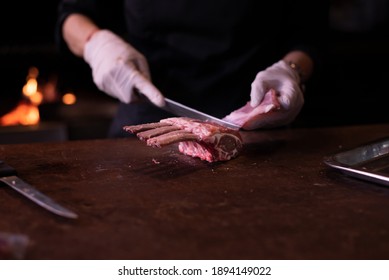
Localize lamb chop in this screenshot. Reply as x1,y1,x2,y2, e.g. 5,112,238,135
123,117,243,162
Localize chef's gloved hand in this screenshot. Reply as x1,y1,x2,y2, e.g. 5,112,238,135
249,60,304,127
83,29,165,106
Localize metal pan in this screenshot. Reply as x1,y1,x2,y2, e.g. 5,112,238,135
323,137,389,186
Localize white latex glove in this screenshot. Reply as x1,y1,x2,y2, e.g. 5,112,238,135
224,60,304,129
83,29,165,106
250,60,304,126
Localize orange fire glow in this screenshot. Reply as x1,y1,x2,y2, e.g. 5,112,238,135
62,93,77,105
0,102,40,126
0,67,55,126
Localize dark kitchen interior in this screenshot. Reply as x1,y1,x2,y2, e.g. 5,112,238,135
1,0,389,144
0,2,118,144
2,1,389,265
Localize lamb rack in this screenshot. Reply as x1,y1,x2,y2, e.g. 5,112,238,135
123,117,243,162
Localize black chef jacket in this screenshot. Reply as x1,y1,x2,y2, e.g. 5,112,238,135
57,0,328,137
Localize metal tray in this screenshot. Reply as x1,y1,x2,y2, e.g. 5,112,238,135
323,137,389,186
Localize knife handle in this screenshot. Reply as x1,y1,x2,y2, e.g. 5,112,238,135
0,160,17,177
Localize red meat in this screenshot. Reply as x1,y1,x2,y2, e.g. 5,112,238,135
123,117,243,162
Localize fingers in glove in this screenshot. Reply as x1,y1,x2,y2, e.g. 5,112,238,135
131,68,165,107
131,56,151,81
250,79,268,107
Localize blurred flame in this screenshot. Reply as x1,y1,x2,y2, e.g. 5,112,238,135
0,103,40,126
0,67,45,126
22,78,38,97
62,93,77,105
29,91,43,106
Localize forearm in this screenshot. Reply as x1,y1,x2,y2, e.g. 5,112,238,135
283,50,314,83
62,13,100,57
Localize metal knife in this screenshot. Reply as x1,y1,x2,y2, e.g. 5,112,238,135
161,98,241,130
0,160,78,219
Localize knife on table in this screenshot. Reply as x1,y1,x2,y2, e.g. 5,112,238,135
0,160,78,219
162,98,241,130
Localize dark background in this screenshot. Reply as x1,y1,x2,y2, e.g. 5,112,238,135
1,0,389,135
0,1,98,98
303,0,389,127
0,1,116,140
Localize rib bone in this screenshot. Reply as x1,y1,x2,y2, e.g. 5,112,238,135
123,117,242,162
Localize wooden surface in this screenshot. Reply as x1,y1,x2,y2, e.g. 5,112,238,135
1,124,389,260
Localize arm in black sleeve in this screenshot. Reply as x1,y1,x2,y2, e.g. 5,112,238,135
283,0,330,76
55,0,126,55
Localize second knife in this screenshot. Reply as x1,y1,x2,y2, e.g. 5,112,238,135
0,160,78,219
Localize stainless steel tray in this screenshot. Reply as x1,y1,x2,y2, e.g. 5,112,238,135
323,137,389,186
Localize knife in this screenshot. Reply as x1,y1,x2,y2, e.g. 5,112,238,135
160,98,241,130
0,160,78,219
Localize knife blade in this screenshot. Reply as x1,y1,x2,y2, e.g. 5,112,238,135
0,160,78,219
161,98,241,130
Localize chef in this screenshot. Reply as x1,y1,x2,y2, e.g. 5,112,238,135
56,0,328,137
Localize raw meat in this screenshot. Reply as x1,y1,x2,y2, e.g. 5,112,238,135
223,89,282,129
123,117,243,162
